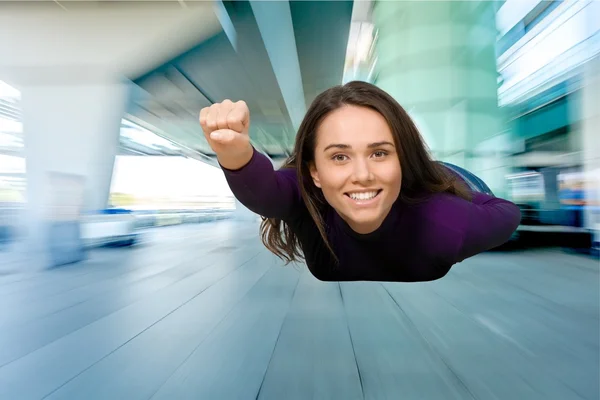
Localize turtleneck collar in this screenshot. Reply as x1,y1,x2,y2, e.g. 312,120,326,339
329,198,405,241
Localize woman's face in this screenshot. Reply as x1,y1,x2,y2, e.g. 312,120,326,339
309,105,402,234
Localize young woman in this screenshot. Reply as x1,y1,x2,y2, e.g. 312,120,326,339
199,81,521,282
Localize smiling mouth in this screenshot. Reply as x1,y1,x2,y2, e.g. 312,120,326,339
344,189,382,202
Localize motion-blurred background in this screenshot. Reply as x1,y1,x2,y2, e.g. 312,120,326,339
0,1,598,399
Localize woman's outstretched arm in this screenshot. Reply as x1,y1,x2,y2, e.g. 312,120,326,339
458,192,522,261
200,100,301,219
220,147,301,219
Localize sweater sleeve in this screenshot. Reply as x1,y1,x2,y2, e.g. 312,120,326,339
457,192,522,261
220,147,302,219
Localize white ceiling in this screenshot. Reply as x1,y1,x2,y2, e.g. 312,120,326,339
0,0,222,86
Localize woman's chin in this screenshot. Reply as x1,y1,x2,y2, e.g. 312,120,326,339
345,213,385,234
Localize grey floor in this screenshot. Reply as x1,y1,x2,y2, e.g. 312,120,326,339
0,221,598,400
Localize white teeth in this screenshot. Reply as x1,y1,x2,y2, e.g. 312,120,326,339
348,191,378,201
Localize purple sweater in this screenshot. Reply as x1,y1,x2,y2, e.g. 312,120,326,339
222,148,522,282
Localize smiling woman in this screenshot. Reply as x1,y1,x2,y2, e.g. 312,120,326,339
308,106,402,235
199,81,521,282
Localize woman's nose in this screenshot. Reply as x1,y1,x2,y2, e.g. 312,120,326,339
351,159,374,183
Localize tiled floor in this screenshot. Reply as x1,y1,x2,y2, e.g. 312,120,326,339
0,221,598,400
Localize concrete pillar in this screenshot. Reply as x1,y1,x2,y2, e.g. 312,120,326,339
249,0,306,131
20,80,130,269
373,1,508,195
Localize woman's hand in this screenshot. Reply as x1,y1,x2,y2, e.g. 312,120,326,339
199,99,254,170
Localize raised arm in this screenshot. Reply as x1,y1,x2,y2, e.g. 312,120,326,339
200,100,301,219
220,147,301,219
458,192,522,261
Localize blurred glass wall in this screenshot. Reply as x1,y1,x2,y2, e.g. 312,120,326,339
109,119,235,212
0,81,25,248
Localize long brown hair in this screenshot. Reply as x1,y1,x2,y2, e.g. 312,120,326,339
260,81,471,264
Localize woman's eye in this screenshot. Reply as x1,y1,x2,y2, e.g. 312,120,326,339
373,150,388,158
332,154,348,162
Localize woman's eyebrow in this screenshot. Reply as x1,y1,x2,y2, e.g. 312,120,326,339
368,141,394,148
323,141,394,151
323,143,351,151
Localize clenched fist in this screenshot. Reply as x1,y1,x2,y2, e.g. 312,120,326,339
200,99,253,170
